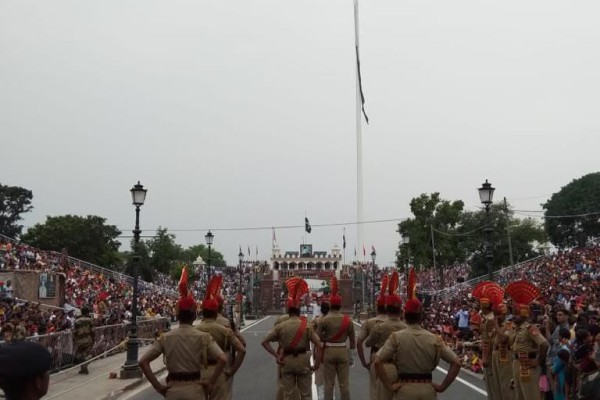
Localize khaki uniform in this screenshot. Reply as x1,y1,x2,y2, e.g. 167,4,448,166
377,324,459,400
196,319,242,400
273,315,299,400
144,324,224,400
264,316,315,400
509,322,548,400
491,319,514,400
480,311,497,400
359,314,388,400
73,316,94,370
318,310,355,400
312,315,326,391
365,317,407,400
216,313,235,399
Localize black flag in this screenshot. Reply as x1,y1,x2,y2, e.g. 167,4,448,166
356,46,369,124
343,231,346,249
305,217,312,234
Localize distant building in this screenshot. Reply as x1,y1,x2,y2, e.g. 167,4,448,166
270,243,342,282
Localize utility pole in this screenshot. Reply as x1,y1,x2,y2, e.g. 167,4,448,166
504,197,515,277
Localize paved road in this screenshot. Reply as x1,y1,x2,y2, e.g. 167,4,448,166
126,316,487,399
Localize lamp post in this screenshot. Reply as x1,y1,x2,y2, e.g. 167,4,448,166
238,250,245,327
401,232,410,273
478,179,495,281
121,181,147,379
370,249,376,312
205,230,214,283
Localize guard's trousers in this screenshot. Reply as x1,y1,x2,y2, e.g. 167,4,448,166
165,381,206,400
393,382,436,400
323,347,351,400
375,362,398,400
512,359,540,400
281,353,312,400
492,351,514,400
200,364,228,400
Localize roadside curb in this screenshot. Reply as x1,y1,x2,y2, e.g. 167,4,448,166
100,366,167,400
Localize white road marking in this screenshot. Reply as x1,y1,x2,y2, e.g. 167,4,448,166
240,316,271,332
436,366,487,396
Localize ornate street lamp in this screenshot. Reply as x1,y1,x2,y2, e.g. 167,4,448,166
478,179,495,281
238,250,245,327
205,230,214,282
370,249,376,312
121,181,147,379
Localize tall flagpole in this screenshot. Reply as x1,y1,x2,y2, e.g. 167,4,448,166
354,0,364,262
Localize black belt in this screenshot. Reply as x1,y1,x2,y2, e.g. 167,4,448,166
371,346,380,353
206,360,219,366
166,372,201,382
398,373,432,380
283,347,308,356
514,352,537,360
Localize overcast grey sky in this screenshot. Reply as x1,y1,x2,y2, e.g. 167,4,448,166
1,1,599,267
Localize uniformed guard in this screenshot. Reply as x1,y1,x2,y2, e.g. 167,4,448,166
0,341,53,400
273,312,297,400
471,281,501,400
73,305,94,374
505,280,549,400
373,268,461,400
139,267,227,399
365,271,407,400
317,276,355,400
358,273,388,400
262,277,323,400
214,275,247,400
313,298,330,400
491,296,515,400
197,276,246,400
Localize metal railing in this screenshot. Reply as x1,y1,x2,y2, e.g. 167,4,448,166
430,255,546,300
18,317,169,372
0,233,177,298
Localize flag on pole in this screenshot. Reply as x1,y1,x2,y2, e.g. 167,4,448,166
247,246,251,257
256,246,258,257
354,0,369,124
371,244,376,254
343,228,346,250
272,227,277,246
354,246,357,257
305,217,312,234
239,245,242,256
363,245,366,257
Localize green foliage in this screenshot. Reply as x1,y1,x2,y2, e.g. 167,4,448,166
146,227,183,275
396,193,465,269
543,172,600,248
180,243,226,269
123,240,153,282
22,215,121,267
0,183,33,238
397,193,548,279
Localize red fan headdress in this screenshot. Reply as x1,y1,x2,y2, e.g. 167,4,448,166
176,266,196,312
214,275,224,307
385,271,402,309
286,277,309,309
471,281,493,300
377,274,389,307
404,268,422,314
505,280,540,317
330,276,342,306
203,275,220,312
482,283,504,307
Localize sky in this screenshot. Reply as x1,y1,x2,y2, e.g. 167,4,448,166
1,1,599,267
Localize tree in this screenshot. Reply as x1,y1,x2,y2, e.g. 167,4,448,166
146,227,183,275
0,183,33,238
460,203,547,277
123,240,153,281
181,244,227,269
396,193,548,281
396,193,466,270
543,172,600,248
22,215,121,267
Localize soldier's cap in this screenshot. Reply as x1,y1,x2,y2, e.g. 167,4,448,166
0,341,52,378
